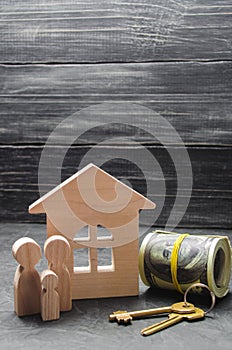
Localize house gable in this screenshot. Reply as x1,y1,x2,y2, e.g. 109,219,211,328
29,163,156,239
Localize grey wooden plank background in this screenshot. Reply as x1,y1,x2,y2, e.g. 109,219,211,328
0,0,232,227
1,0,232,62
1,62,232,145
1,145,232,227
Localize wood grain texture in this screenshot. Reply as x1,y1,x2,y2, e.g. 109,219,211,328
30,164,154,299
12,237,42,316
46,217,140,299
44,235,72,311
0,62,232,145
0,0,232,63
1,1,231,229
41,269,60,321
1,145,232,227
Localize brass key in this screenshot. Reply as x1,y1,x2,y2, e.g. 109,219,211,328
141,306,205,336
109,302,195,325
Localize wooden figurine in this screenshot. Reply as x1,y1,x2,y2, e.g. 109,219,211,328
12,237,42,316
41,269,60,321
29,163,156,299
44,235,72,312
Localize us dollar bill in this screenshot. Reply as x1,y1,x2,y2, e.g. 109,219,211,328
139,230,232,298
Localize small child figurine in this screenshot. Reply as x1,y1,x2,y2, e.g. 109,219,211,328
41,269,60,321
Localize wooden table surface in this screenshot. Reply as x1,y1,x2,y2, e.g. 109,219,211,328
1,223,231,350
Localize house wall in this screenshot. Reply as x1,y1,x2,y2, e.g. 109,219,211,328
46,216,139,299
1,1,232,228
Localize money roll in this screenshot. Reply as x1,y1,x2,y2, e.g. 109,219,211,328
139,230,232,298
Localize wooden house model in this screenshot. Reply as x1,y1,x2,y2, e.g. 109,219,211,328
29,163,156,299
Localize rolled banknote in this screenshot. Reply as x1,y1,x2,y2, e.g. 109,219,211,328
139,230,232,298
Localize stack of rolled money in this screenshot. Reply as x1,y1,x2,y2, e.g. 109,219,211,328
139,230,232,298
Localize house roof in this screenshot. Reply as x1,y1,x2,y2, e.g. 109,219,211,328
29,163,155,233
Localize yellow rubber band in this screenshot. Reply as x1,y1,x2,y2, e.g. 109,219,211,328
170,234,189,294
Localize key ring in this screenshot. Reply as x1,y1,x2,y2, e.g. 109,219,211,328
184,283,216,315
